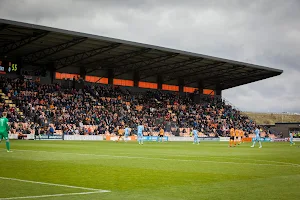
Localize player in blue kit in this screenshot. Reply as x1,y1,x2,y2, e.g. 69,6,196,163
137,122,144,145
124,125,130,142
289,132,295,146
251,126,262,148
192,128,199,145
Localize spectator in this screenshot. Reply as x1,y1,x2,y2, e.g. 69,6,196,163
0,76,264,137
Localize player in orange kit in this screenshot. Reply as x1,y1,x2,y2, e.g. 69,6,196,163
229,127,235,147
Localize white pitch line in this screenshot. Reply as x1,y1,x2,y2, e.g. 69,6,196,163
116,152,299,166
7,148,298,166
16,149,300,167
0,191,108,200
0,177,110,192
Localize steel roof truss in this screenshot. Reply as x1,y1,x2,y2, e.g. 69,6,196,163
200,66,245,81
0,24,9,32
164,62,226,82
140,58,204,79
114,53,179,77
22,37,87,63
86,48,152,74
55,43,121,70
0,31,48,55
6,27,31,36
223,69,262,81
111,50,175,69
202,69,262,86
223,73,272,88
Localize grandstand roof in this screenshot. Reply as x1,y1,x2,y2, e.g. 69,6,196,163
0,18,283,90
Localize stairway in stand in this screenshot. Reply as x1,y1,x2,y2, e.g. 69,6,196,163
0,89,24,118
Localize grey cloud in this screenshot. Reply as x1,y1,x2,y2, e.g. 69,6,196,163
0,0,299,112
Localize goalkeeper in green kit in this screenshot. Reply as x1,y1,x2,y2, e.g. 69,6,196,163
0,112,11,152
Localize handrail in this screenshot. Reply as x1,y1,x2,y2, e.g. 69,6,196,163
222,97,279,135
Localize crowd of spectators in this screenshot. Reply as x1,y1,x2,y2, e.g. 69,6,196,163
0,76,258,137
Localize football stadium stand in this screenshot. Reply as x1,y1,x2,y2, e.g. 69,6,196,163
0,76,276,139
0,19,283,139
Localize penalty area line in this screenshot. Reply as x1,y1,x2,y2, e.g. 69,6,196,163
0,177,110,193
0,191,108,200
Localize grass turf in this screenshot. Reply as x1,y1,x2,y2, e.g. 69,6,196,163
242,112,300,125
0,140,300,200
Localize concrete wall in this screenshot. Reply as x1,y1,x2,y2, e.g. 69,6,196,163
271,123,300,137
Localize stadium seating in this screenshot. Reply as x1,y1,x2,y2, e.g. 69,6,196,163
0,76,264,137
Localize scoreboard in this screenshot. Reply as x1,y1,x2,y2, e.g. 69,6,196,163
0,60,20,74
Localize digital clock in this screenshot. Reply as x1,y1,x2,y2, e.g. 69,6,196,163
0,60,20,74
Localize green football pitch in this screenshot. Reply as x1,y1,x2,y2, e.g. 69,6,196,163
0,140,299,200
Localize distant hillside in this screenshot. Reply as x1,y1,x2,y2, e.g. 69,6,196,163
242,112,300,125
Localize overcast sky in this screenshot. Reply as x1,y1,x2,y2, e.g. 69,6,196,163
0,0,299,113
